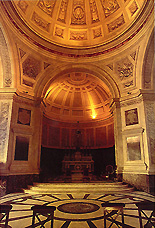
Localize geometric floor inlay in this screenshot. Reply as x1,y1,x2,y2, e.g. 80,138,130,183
0,191,155,227
57,202,100,214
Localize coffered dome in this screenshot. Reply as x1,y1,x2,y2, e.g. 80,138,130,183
43,72,112,122
11,0,146,48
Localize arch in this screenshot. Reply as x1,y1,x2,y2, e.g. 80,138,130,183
34,63,121,100
0,24,12,88
142,29,154,90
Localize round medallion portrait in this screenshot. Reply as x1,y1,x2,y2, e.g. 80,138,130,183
57,202,100,214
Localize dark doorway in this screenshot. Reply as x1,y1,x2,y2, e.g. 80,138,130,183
40,146,115,182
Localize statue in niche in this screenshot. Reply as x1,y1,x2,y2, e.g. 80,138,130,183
125,108,138,126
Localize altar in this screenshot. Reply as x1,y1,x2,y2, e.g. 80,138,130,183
62,151,94,181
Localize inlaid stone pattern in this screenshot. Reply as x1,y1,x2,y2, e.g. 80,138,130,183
145,103,155,164
71,0,86,25
32,12,50,32
0,102,10,163
37,0,56,17
107,14,125,32
57,0,69,23
100,0,120,18
70,31,87,40
127,136,141,161
58,202,100,214
17,108,31,126
125,108,138,126
89,0,99,23
17,0,28,13
0,28,12,88
129,0,139,17
22,56,41,79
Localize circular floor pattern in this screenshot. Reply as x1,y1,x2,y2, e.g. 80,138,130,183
57,202,100,214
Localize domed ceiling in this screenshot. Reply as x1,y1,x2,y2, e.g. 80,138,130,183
12,0,145,48
43,72,112,122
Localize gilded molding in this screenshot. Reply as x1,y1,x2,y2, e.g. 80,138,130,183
71,0,86,25
37,0,56,17
107,14,125,32
57,0,68,23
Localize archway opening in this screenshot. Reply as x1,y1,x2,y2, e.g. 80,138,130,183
40,71,116,182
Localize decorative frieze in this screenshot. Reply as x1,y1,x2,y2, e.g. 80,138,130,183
71,0,86,25
37,0,56,17
70,31,87,40
32,12,50,32
17,0,28,14
57,0,68,23
100,0,120,18
107,14,125,32
89,0,99,23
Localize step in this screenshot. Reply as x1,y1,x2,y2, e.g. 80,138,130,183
24,182,134,194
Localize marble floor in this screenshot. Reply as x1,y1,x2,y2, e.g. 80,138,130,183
0,183,155,228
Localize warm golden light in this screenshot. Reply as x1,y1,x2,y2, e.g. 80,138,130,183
92,109,96,119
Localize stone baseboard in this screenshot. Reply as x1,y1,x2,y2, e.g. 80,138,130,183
123,173,155,194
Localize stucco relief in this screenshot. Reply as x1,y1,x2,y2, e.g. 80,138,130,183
17,0,28,14
116,57,133,81
128,1,139,17
22,56,41,79
89,0,99,23
107,14,125,32
0,102,10,163
93,27,102,39
0,28,12,88
55,27,64,38
17,108,31,126
71,0,86,25
125,108,138,126
37,0,56,16
57,0,68,23
70,31,87,40
100,0,119,18
32,12,50,32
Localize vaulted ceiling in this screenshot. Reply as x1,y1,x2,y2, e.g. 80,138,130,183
12,0,146,48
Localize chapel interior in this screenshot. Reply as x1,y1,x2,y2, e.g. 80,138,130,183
0,0,154,196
